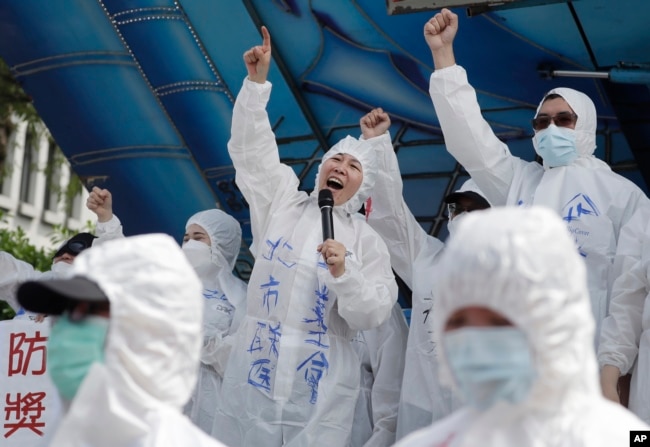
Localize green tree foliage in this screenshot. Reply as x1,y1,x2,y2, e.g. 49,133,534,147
1,56,41,170
0,57,39,123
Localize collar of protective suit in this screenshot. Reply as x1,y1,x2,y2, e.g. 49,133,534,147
50,234,206,446
432,207,603,439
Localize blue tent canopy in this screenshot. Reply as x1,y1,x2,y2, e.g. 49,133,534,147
1,0,649,287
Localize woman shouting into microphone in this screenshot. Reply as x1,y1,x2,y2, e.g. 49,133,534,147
210,26,398,447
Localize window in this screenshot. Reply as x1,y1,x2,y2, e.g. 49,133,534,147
0,124,15,196
69,188,83,220
19,128,38,204
43,142,62,212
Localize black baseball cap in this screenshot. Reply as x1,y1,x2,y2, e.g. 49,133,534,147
53,232,97,259
443,191,491,210
17,276,108,316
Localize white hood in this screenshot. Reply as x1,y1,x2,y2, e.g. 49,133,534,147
532,87,610,170
185,208,242,271
458,178,487,199
70,233,204,410
313,135,379,215
433,206,599,410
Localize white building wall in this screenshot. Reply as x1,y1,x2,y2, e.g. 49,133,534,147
0,118,94,250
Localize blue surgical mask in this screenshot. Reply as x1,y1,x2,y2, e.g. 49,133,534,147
444,327,535,410
533,125,578,167
47,314,109,401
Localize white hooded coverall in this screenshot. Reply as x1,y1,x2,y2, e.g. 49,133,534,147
429,65,650,344
366,132,464,439
182,209,248,434
49,234,227,447
350,302,409,446
395,206,649,447
212,78,398,446
599,208,650,424
0,254,56,315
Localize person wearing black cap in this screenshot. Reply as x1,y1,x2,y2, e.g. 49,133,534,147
362,108,490,441
16,234,228,447
0,231,96,320
51,232,98,267
1,186,124,321
443,180,491,237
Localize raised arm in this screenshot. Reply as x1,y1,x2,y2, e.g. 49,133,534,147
86,186,124,243
360,108,391,139
86,186,114,223
228,26,300,253
244,26,272,84
363,108,444,289
424,8,457,70
425,9,522,206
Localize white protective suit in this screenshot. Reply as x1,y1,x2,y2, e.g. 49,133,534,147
49,234,227,447
599,208,650,423
350,302,408,447
94,214,125,243
0,253,55,314
367,133,483,439
212,78,398,446
0,216,121,316
182,209,248,433
395,206,649,447
429,65,650,344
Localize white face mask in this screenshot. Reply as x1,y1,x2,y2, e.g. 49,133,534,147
51,261,74,277
182,239,212,271
447,211,468,237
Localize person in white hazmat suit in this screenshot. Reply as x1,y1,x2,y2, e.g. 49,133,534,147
15,234,229,447
361,108,490,439
181,209,247,434
0,232,96,319
424,8,650,347
86,192,250,434
1,186,122,320
599,209,650,423
394,206,649,447
350,302,409,447
211,26,398,446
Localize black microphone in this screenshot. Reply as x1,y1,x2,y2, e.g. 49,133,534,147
318,189,334,241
